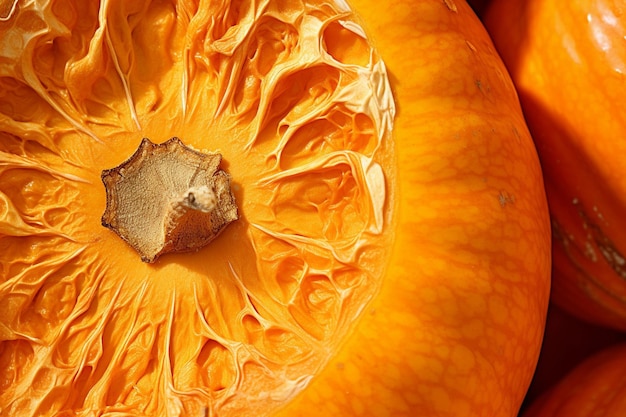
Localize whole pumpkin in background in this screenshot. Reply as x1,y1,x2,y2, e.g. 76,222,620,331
0,0,550,416
484,0,626,330
523,343,626,417
522,304,626,410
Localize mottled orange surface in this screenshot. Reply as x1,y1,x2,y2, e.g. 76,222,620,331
485,0,626,330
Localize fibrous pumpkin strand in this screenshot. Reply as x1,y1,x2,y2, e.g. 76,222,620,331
101,137,238,263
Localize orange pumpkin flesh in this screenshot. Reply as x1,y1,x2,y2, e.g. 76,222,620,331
484,0,626,330
1,0,396,414
0,0,550,416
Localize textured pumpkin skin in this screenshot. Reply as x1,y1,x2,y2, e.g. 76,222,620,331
0,0,550,416
485,0,626,330
277,0,551,416
523,343,626,417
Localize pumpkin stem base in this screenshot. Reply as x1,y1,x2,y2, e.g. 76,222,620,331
101,137,238,263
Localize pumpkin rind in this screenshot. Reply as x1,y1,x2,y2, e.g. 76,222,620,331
485,0,626,330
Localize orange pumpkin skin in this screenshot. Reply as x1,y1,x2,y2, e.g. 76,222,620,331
276,0,551,416
523,343,626,417
485,0,626,330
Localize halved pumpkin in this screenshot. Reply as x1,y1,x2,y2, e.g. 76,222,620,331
0,0,550,416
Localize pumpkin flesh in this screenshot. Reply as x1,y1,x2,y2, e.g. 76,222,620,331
1,0,395,415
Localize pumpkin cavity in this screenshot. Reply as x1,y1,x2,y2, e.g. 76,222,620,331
0,0,396,415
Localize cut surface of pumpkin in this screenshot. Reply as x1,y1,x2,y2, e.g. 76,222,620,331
0,0,395,416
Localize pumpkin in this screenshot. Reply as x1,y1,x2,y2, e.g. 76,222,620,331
0,0,551,416
522,342,626,417
523,303,626,409
484,0,626,330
